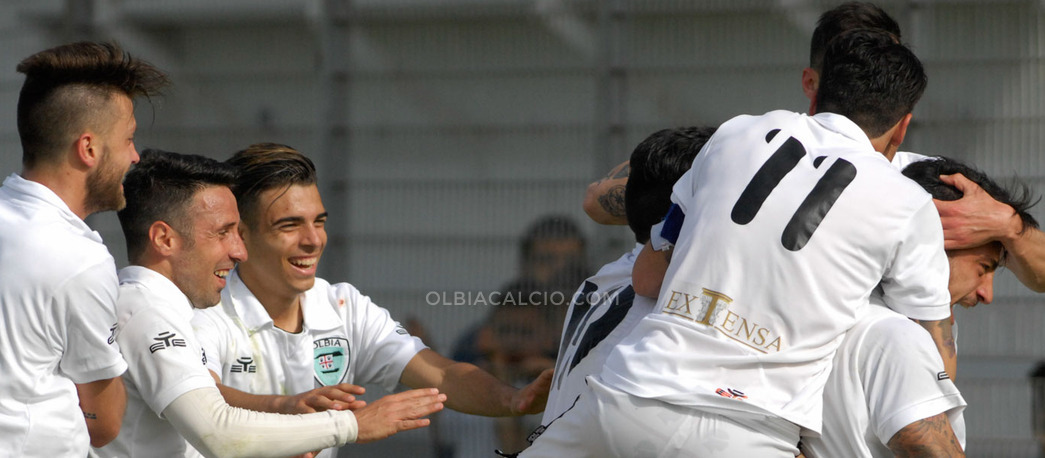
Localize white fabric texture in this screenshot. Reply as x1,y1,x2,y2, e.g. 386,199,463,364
803,302,966,458
0,174,127,457
523,376,800,458
165,387,356,458
192,269,426,458
600,110,951,435
541,244,655,425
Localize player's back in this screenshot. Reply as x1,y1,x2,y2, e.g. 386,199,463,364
601,110,951,434
0,176,119,457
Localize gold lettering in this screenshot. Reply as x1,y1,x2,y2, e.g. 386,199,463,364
697,288,733,325
754,327,769,346
737,317,756,341
721,311,739,333
665,291,684,311
765,336,782,352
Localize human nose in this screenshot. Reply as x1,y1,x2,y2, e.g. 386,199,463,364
301,224,323,249
977,272,995,305
228,230,248,263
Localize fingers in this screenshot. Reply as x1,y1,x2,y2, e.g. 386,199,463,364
332,383,366,395
395,418,432,433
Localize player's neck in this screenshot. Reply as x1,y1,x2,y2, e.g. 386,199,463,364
238,268,305,333
268,298,304,333
21,165,90,220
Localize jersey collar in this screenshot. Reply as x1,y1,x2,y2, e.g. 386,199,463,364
299,283,344,332
1,173,102,243
118,265,195,318
222,268,277,332
810,112,881,160
222,269,343,333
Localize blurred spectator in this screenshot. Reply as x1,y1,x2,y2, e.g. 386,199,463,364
438,280,558,457
1032,362,1045,457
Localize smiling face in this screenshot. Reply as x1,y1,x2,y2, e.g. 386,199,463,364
84,94,139,214
237,184,327,307
946,242,1002,309
169,185,247,308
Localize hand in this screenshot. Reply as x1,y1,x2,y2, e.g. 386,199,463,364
510,368,553,415
934,173,1020,249
278,383,368,414
354,388,446,443
583,160,630,225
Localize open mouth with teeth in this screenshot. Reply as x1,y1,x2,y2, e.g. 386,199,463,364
215,269,230,279
289,258,318,270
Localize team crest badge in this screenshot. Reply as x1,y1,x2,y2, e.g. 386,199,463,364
313,337,350,386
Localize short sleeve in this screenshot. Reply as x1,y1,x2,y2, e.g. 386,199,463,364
860,317,965,444
879,199,951,320
58,260,127,384
191,308,229,376
118,288,215,415
340,285,427,392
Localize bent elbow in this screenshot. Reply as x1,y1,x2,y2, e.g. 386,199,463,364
88,421,122,448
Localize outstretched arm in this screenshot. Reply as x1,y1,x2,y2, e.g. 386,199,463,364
210,370,367,414
886,412,965,457
583,160,630,225
399,348,553,417
935,173,1045,292
164,386,444,458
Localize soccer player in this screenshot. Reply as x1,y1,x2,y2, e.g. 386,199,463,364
524,29,946,457
192,143,552,458
97,150,445,458
803,156,1039,457
537,126,715,432
0,41,167,456
804,2,1045,295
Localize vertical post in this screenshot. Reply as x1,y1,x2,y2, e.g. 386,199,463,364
317,0,353,279
593,0,628,256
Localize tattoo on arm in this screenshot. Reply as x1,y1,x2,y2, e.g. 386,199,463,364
887,413,965,457
84,412,98,420
913,318,957,360
598,185,627,218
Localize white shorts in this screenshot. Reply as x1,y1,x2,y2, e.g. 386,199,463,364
522,377,801,458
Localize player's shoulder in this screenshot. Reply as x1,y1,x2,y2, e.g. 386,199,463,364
317,277,370,309
716,110,802,136
850,304,934,351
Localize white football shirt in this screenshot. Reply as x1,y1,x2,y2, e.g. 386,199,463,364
541,244,655,426
192,269,427,458
0,174,127,457
601,110,952,434
803,301,966,457
94,266,216,458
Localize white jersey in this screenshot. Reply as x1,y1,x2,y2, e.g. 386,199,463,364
601,110,952,434
94,266,216,458
803,301,966,457
192,269,427,458
891,151,928,171
0,174,127,457
541,244,655,425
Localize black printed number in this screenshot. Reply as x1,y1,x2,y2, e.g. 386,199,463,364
730,129,857,251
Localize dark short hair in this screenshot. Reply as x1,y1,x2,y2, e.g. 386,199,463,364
902,156,1039,232
816,28,927,138
226,143,317,229
16,41,169,168
118,149,238,262
520,215,586,262
625,126,716,244
810,2,901,71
